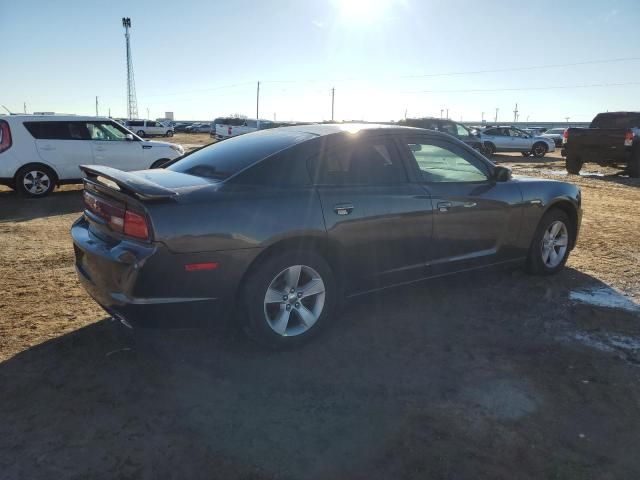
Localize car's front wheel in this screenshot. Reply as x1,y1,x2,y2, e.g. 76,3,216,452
165,131,174,137
137,130,145,137
532,142,548,158
526,209,572,275
241,250,337,348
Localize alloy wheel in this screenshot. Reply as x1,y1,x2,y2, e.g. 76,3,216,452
22,170,51,195
263,265,326,336
540,220,568,268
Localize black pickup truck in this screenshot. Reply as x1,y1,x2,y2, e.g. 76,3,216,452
562,112,640,177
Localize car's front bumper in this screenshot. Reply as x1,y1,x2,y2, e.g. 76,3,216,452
71,216,246,328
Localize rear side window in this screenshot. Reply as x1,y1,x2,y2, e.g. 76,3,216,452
127,120,144,127
167,129,314,181
591,113,640,129
310,137,408,186
232,149,310,187
23,121,90,140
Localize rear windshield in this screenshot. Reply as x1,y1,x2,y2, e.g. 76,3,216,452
167,129,314,181
591,113,640,129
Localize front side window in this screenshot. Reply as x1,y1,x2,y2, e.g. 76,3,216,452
87,122,129,141
146,121,157,127
509,128,527,137
456,123,470,137
312,138,407,186
440,123,457,136
405,141,488,183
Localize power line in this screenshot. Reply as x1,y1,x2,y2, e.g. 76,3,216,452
398,56,640,79
408,81,640,94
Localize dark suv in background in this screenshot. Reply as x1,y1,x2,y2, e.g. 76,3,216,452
398,118,484,152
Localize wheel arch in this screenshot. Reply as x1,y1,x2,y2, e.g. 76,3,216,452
14,162,60,184
235,234,344,303
543,199,579,250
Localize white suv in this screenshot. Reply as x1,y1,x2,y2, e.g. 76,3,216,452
0,115,184,197
123,119,174,138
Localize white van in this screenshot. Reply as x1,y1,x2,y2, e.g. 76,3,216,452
0,115,184,197
213,118,272,140
123,119,174,138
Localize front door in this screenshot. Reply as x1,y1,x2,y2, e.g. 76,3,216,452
311,134,433,293
86,121,147,171
398,135,523,273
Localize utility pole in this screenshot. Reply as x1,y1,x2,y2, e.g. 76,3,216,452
256,81,260,121
122,18,138,119
23,102,27,114
95,96,99,116
108,108,111,118
446,108,449,119
495,108,499,123
565,117,570,123
481,112,485,123
331,87,335,121
146,107,150,119
513,103,518,123
404,107,407,120
440,109,444,119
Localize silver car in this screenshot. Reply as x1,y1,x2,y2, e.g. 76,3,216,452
481,126,556,158
541,128,566,148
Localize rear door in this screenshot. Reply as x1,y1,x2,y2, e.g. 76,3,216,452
87,120,148,171
310,134,433,293
399,135,523,272
25,121,93,180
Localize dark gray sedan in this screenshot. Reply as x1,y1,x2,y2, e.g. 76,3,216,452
71,124,582,347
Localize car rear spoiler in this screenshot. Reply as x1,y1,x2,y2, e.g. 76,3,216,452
80,165,178,201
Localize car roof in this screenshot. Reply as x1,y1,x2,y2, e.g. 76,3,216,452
278,123,422,137
4,115,113,122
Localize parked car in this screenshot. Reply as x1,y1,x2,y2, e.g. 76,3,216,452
71,124,581,348
214,118,272,140
124,119,174,138
173,122,193,133
562,112,640,177
398,118,484,152
0,115,184,197
187,123,212,133
541,128,566,147
480,126,556,157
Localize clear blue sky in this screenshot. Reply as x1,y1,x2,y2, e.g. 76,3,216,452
2,0,639,122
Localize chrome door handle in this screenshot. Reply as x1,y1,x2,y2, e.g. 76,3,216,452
334,204,354,215
437,201,452,212
40,145,55,151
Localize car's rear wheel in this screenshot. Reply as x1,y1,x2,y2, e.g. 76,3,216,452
241,250,337,348
483,142,495,157
532,142,548,158
137,130,145,137
525,209,572,275
16,165,56,197
566,155,583,174
165,131,174,137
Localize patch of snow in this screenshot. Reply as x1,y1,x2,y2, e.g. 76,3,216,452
570,286,640,314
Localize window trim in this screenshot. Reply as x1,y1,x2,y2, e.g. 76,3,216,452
307,133,412,187
397,134,494,185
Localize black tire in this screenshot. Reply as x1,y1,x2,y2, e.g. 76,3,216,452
628,144,640,178
137,130,145,137
532,142,548,158
483,142,495,157
15,164,56,198
150,159,170,169
165,130,174,137
525,209,573,276
521,151,530,157
566,155,583,174
241,249,337,348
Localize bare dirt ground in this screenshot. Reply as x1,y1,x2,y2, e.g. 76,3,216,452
1,147,639,479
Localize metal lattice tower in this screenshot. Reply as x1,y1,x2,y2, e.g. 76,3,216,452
122,18,138,120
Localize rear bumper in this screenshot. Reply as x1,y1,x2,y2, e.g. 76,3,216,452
71,216,255,328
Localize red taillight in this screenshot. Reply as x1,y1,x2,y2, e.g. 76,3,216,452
184,262,219,272
562,129,569,144
0,120,12,153
124,210,149,240
83,191,149,240
624,131,634,146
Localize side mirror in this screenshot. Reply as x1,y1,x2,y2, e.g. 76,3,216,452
493,165,512,182
125,133,134,141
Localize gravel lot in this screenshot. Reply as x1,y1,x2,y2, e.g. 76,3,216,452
1,138,639,479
